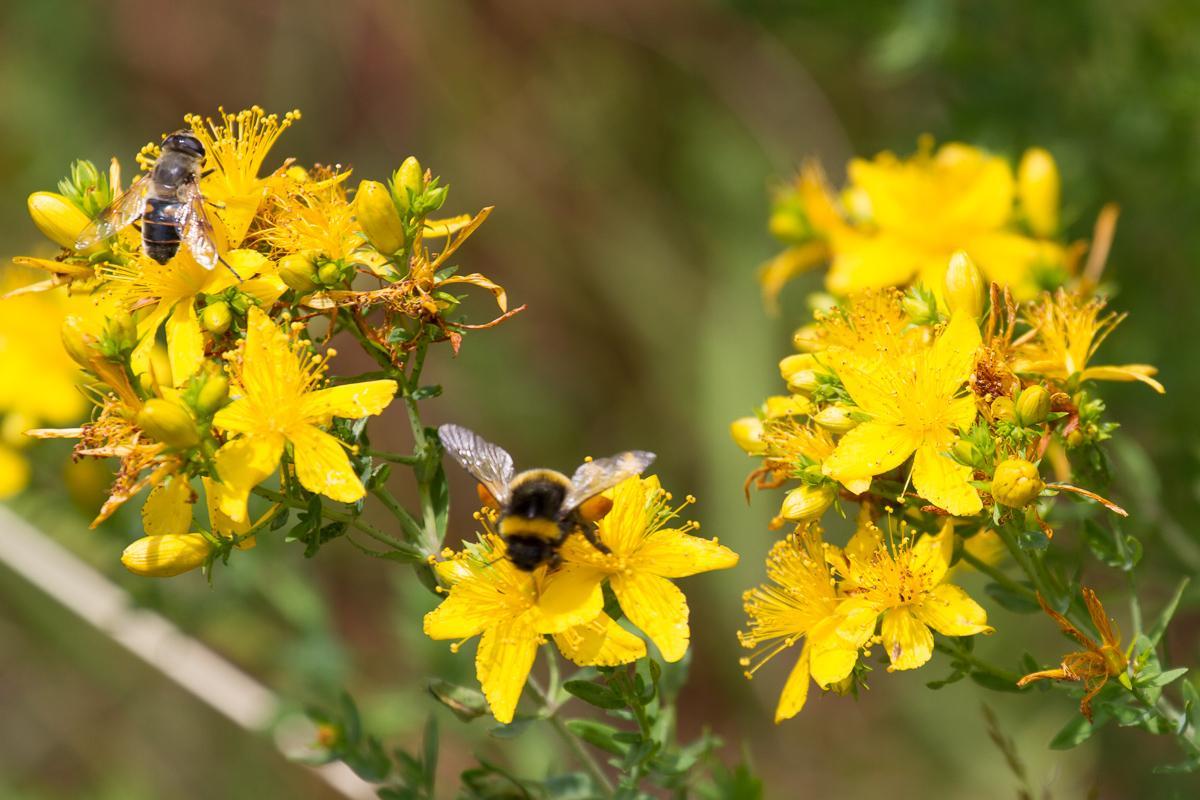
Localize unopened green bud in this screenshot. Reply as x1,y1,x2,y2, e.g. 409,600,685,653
61,315,97,367
780,484,836,522
229,294,252,315
201,301,232,335
136,399,200,449
279,253,318,293
1065,429,1085,448
944,250,986,319
354,179,406,254
991,458,1044,508
392,156,424,211
417,184,448,214
102,315,138,355
317,261,343,286
991,396,1016,423
952,439,979,466
1015,385,1051,426
902,288,937,322
195,375,230,416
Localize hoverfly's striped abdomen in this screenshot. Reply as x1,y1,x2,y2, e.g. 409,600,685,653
142,197,183,265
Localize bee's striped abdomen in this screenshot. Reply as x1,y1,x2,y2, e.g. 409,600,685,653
142,197,182,265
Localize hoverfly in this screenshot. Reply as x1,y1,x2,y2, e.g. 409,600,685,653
76,130,228,274
438,424,655,571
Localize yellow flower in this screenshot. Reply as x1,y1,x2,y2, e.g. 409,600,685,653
828,518,992,672
256,167,364,263
558,476,739,662
424,535,644,724
739,524,861,722
186,106,301,247
822,308,983,515
826,140,1067,300
1018,588,1126,721
211,307,397,522
1014,290,1163,393
104,248,280,383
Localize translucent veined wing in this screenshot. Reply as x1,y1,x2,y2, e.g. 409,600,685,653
563,450,656,512
74,174,152,249
178,181,220,271
437,424,516,505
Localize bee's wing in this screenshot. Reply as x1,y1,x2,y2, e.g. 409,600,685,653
74,174,151,249
437,424,516,505
178,182,220,271
563,450,656,512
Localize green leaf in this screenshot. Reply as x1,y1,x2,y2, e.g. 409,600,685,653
969,671,1020,693
563,679,625,710
412,384,442,400
926,669,966,690
1049,715,1097,750
1017,529,1050,551
427,679,488,722
1148,577,1190,646
1144,667,1188,688
565,719,626,756
421,716,438,794
984,582,1041,614
1152,756,1200,775
543,773,597,799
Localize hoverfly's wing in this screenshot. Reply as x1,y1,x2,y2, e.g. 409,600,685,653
178,181,220,271
563,450,656,512
74,174,151,249
437,424,516,505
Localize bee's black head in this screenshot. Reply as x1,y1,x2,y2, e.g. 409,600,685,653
505,536,557,572
162,130,206,159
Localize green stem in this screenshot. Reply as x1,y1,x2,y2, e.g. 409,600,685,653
250,486,419,559
936,639,1023,686
370,485,425,544
527,676,614,794
959,550,1036,602
365,448,421,465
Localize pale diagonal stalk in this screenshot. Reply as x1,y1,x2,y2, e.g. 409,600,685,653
527,674,615,795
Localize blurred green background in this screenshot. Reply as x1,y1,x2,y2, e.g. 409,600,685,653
1,1,1198,797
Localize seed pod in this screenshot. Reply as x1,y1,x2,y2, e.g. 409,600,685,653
991,458,1045,508
780,484,836,521
354,179,406,254
279,253,318,293
1018,148,1060,238
730,417,765,455
28,191,94,251
1015,385,1051,426
943,250,985,319
137,399,200,449
121,534,212,577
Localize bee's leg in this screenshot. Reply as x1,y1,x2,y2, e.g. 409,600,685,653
579,523,612,556
200,168,216,179
217,253,244,282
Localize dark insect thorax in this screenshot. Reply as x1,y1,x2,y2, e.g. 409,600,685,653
142,197,182,264
508,478,567,520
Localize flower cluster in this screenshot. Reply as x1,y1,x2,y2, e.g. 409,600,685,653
760,138,1073,309
735,147,1165,718
424,475,738,723
16,106,510,577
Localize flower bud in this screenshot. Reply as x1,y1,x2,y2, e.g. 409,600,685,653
763,395,812,418
791,324,823,353
121,534,212,577
991,458,1044,508
768,207,811,242
1065,429,1085,448
1015,385,1051,426
136,399,200,449
279,254,318,293
944,250,985,319
779,354,824,395
354,179,406,254
813,405,858,433
148,344,174,391
392,156,424,212
28,191,93,251
730,417,766,455
102,315,138,356
229,293,252,315
780,484,836,521
194,374,230,416
902,288,937,323
952,439,979,467
61,315,97,367
990,396,1016,423
317,261,343,286
1018,148,1060,238
201,301,232,335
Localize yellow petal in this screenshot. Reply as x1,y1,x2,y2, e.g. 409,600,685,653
424,590,497,641
300,380,398,424
807,598,878,686
1080,365,1165,394
142,476,194,536
630,529,739,578
880,608,934,671
910,521,953,586
165,300,205,384
823,421,919,487
554,615,646,667
944,395,979,433
121,534,212,577
201,476,251,545
212,398,257,434
912,583,992,637
823,351,902,419
213,434,284,523
912,443,982,515
238,275,287,307
130,301,174,378
611,572,690,663
532,564,605,634
774,640,811,723
476,619,540,724
826,231,923,295
289,424,365,503
930,311,982,398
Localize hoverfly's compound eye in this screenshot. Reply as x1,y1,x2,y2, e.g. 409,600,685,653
162,131,206,159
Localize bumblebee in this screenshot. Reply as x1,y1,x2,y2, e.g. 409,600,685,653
438,424,655,571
